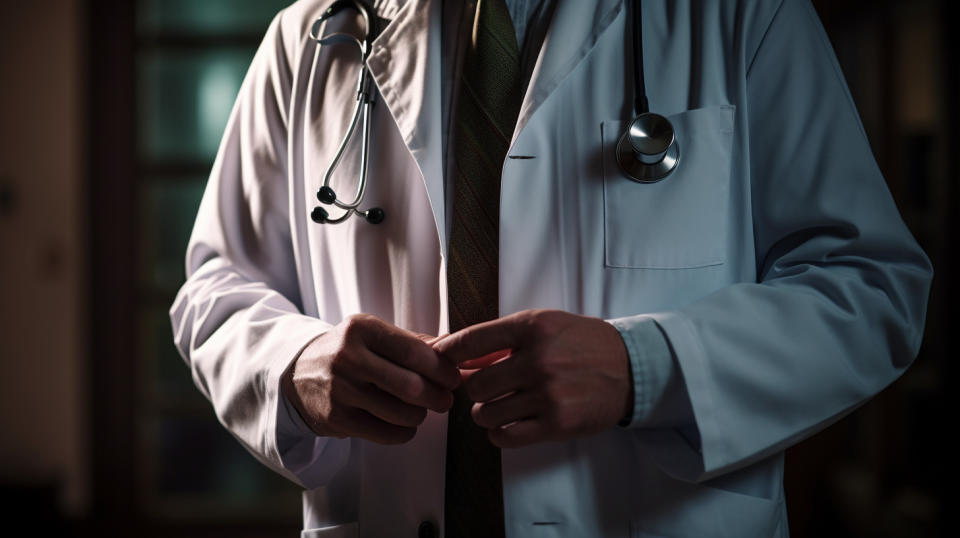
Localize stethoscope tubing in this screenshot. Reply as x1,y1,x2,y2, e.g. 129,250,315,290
322,69,373,212
310,0,384,225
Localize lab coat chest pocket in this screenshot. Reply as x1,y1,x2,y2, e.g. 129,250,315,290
602,105,735,269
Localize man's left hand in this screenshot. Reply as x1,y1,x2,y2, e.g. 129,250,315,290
433,309,633,448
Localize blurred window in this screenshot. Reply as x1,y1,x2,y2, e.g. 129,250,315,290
132,0,300,523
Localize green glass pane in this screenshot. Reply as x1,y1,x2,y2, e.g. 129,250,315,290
140,416,301,519
139,178,206,291
138,49,254,163
138,305,208,406
137,0,294,36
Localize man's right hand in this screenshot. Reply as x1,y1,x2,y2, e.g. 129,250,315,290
281,314,460,444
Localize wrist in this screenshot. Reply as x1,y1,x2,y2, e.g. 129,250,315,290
280,337,322,435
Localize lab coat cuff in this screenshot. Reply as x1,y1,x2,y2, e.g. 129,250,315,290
270,319,349,488
607,316,674,429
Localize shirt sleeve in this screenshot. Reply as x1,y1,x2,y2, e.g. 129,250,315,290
169,9,349,490
620,0,932,482
608,316,693,430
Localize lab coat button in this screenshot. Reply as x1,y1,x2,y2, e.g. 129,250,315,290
417,520,437,538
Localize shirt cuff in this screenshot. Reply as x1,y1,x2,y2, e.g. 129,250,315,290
278,386,319,440
607,315,676,429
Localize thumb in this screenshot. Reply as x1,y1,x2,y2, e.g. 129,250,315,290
433,315,526,365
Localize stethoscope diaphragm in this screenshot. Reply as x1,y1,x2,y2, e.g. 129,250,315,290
616,112,680,183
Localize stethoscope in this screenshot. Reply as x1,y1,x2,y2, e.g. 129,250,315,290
309,0,679,226
309,0,385,225
616,0,680,182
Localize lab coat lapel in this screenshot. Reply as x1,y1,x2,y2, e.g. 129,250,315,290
514,0,623,140
366,0,447,252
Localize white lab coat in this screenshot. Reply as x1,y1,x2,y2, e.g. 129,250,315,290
170,0,932,536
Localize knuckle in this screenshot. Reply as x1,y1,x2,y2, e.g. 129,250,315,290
397,374,424,402
341,313,374,340
527,309,555,338
525,354,552,380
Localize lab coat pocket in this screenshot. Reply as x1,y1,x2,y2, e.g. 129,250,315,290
301,522,359,538
602,105,735,269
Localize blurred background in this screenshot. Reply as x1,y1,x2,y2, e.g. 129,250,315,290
0,0,954,536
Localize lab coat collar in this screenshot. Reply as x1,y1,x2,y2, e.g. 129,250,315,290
514,0,623,141
366,0,447,252
364,0,624,251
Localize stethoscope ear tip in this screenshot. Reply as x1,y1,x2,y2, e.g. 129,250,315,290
317,186,337,204
364,207,385,224
311,206,329,224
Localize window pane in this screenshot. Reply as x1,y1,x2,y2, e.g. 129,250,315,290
138,305,208,408
137,0,294,36
140,416,301,519
139,178,207,291
138,49,254,163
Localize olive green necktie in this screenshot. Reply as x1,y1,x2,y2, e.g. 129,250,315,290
445,0,523,536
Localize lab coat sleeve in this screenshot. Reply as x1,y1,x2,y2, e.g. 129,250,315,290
169,10,348,489
631,0,933,482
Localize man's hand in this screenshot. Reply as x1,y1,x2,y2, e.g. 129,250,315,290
282,314,460,444
434,309,632,448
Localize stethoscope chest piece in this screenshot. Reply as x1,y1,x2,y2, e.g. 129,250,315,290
616,112,679,183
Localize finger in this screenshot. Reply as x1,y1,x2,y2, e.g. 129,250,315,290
459,367,481,385
351,346,454,412
463,351,532,402
337,379,429,428
433,314,529,365
488,418,547,449
417,333,448,347
360,320,460,389
336,406,418,445
459,348,511,370
471,391,541,429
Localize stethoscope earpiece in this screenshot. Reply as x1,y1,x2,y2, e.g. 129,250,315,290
616,112,679,183
317,186,337,204
311,206,329,224
313,185,386,225
363,207,385,224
